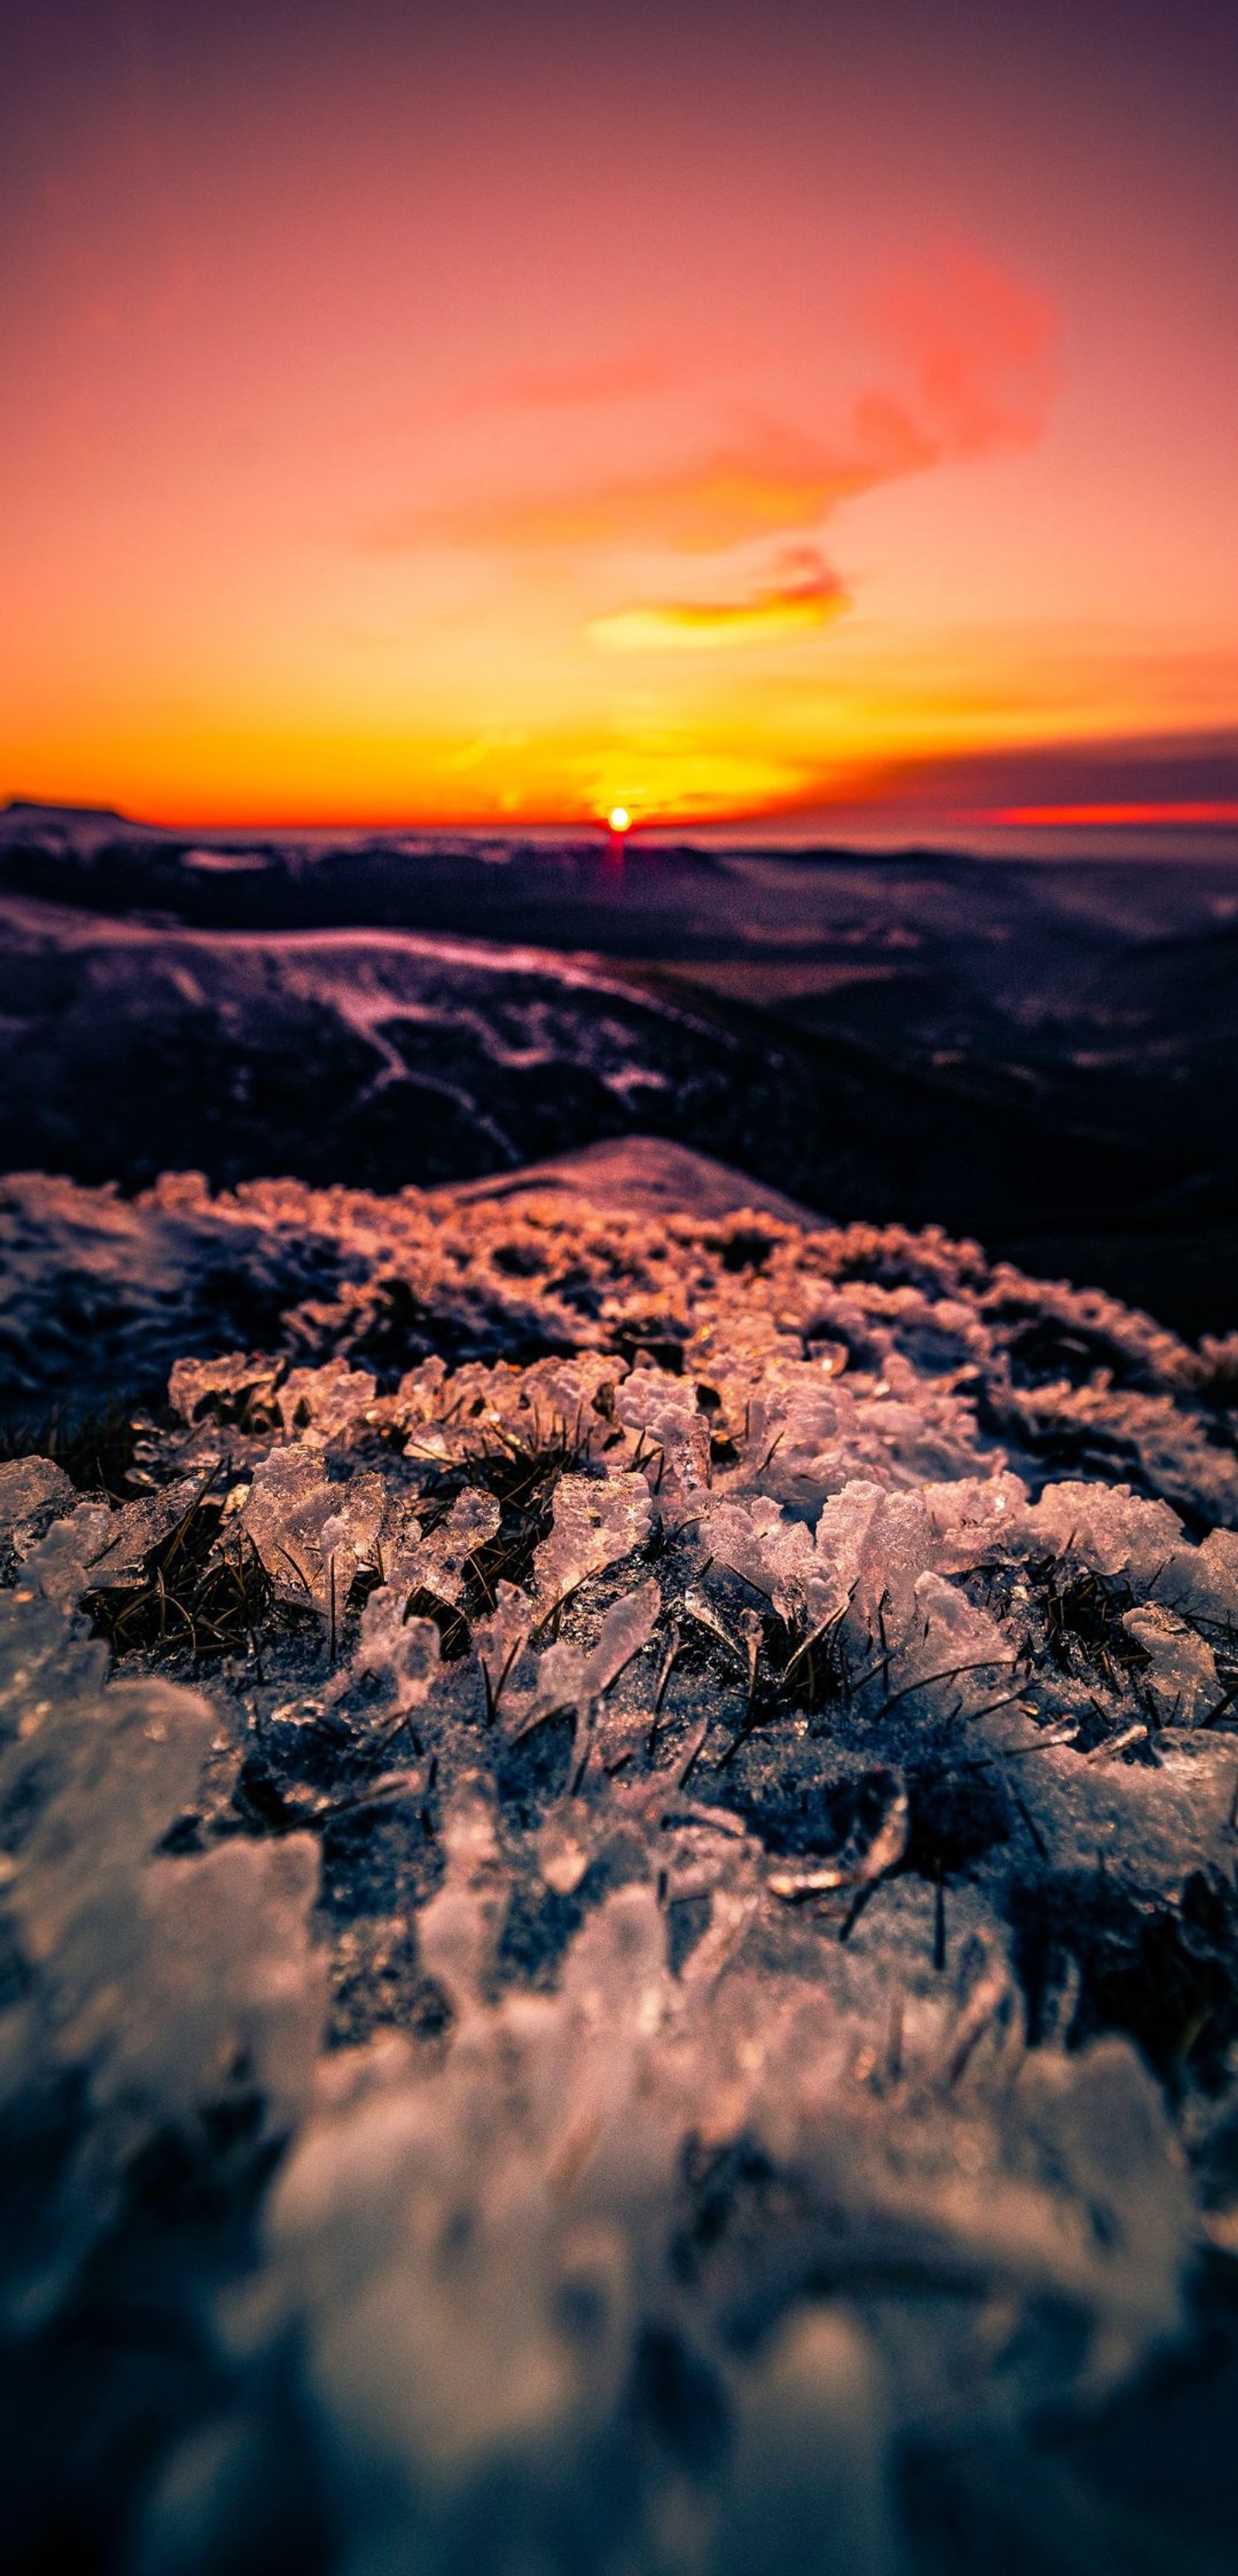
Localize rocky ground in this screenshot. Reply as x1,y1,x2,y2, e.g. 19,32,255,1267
4,1141,1238,2574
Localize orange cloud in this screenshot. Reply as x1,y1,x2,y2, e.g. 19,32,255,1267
371,421,867,555
370,244,1058,562
587,549,847,652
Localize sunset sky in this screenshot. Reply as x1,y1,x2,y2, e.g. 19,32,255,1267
2,0,1236,832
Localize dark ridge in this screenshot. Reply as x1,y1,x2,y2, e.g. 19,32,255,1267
4,904,1236,1335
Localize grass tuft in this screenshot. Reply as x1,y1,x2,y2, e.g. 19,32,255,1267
87,1481,276,1666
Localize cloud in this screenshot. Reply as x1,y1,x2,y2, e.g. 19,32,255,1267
877,729,1238,814
782,730,1238,833
368,241,1058,563
877,242,1058,460
371,422,870,555
587,550,847,652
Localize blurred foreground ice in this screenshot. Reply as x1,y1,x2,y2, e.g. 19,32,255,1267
2,1142,1238,2573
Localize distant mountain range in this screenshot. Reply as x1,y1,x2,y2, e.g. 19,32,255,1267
3,801,1237,1337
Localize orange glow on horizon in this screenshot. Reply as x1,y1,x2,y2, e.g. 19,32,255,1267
965,803,1238,829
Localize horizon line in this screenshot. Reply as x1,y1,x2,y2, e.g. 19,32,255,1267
5,789,1238,846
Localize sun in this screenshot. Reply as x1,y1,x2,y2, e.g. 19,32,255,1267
607,805,631,834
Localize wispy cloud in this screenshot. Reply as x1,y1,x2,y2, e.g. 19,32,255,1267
369,244,1058,564
587,550,846,652
371,421,867,555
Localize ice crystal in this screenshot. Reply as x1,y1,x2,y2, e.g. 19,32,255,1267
0,1454,77,1565
533,1471,654,1606
241,1450,385,1614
